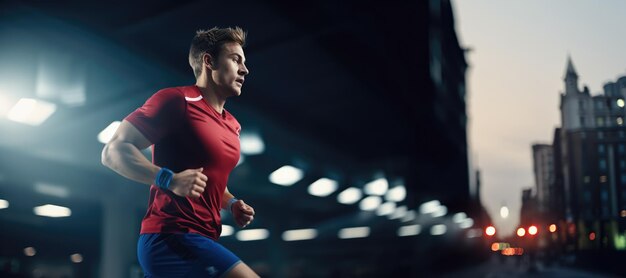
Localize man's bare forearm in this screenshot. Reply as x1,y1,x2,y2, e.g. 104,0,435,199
102,141,159,185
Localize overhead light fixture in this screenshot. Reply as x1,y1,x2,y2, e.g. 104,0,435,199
431,205,447,218
7,98,56,126
33,204,71,218
337,187,362,205
269,165,303,186
398,224,421,237
24,247,36,257
240,132,265,155
363,178,388,196
385,185,406,202
308,178,338,197
70,253,83,263
282,229,318,241
221,225,234,237
34,182,69,198
0,199,8,209
459,218,474,229
388,205,408,220
453,212,467,223
236,229,269,241
430,224,447,236
359,196,382,211
338,227,370,239
97,121,121,144
419,200,441,214
376,202,396,216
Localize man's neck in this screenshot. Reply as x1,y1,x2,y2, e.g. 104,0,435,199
195,79,226,114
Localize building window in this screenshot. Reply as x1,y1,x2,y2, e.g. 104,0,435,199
600,175,608,183
580,117,585,127
579,100,584,110
597,117,605,127
620,131,625,138
621,173,626,184
621,160,626,169
597,100,604,110
602,190,609,201
598,144,606,153
620,144,625,154
584,191,592,202
600,159,607,171
598,131,604,139
584,176,591,183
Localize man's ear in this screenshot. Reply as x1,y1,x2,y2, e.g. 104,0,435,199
203,53,216,70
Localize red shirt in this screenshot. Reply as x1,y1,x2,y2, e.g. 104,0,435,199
125,85,241,240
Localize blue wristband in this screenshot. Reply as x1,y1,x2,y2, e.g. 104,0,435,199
155,167,174,190
227,198,239,213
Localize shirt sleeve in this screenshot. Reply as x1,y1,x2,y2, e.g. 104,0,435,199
125,88,185,144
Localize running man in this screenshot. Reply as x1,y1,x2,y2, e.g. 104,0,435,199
102,26,259,278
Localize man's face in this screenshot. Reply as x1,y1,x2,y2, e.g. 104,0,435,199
211,42,249,97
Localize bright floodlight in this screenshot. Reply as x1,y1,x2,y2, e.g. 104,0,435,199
363,178,388,196
419,200,441,214
236,229,269,241
398,224,421,237
359,196,382,211
34,182,69,198
376,202,396,216
385,185,406,202
8,98,56,126
338,227,370,239
453,212,467,223
33,204,71,218
98,121,121,144
269,165,303,186
221,225,234,237
431,205,447,218
337,187,362,204
308,178,338,197
282,229,318,241
401,210,417,222
0,199,8,209
388,205,408,220
240,132,265,155
24,247,36,257
70,253,83,263
459,218,474,229
500,206,509,218
618,99,625,108
430,224,447,236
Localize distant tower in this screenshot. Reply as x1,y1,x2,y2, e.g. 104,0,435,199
564,55,579,95
560,55,593,130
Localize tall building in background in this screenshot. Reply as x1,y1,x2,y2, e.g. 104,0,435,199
552,57,626,251
532,144,554,213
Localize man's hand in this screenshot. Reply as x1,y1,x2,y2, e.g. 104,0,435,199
169,168,207,198
232,200,255,228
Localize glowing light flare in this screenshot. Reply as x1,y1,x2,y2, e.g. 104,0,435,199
491,243,499,252
337,187,362,205
221,225,234,237
589,232,596,241
528,225,538,235
549,224,557,233
7,98,57,126
308,178,338,197
269,165,303,186
517,228,526,237
485,226,496,236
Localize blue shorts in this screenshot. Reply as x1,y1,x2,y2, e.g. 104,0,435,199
137,233,241,278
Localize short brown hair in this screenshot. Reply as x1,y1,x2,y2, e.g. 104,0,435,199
189,26,247,79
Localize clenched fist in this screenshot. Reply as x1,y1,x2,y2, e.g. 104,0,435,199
232,200,255,228
169,167,208,198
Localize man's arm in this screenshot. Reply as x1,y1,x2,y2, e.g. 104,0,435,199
101,120,158,184
222,187,255,228
101,120,208,198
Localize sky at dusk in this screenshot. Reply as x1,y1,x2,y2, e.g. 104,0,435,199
453,0,626,236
